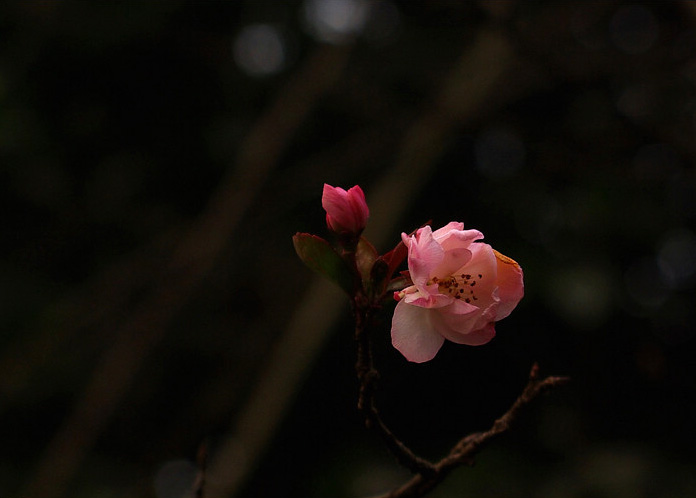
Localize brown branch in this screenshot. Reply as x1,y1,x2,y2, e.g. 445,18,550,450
378,364,569,498
343,24,568,498
209,21,552,498
354,311,437,476
367,406,437,477
354,296,568,494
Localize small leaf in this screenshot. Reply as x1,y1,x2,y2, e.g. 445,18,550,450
293,233,355,294
381,239,408,279
355,236,378,284
381,221,430,279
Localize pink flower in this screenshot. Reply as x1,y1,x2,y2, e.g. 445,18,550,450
391,222,524,363
322,184,369,236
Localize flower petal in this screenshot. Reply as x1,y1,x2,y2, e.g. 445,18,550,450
443,298,480,315
493,249,524,319
470,301,499,331
346,185,369,223
391,301,445,363
434,302,481,336
432,221,464,239
433,247,472,279
322,184,349,218
454,242,498,297
407,226,444,289
436,228,484,252
459,322,497,345
322,184,369,234
432,311,496,345
403,290,453,308
391,220,524,361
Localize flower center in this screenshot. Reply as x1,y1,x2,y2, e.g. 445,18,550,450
429,273,483,303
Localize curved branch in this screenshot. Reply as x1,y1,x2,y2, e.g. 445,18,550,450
378,364,569,498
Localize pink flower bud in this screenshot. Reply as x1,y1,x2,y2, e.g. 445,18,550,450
321,184,369,236
391,222,524,363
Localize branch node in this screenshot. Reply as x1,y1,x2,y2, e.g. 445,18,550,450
375,364,570,498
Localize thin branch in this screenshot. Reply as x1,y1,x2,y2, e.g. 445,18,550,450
354,312,436,476
367,407,437,477
354,299,569,492
349,25,562,497
211,22,551,498
378,364,569,498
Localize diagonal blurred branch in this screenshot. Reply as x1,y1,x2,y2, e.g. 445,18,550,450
365,28,519,237
22,43,352,498
0,226,178,402
205,26,550,498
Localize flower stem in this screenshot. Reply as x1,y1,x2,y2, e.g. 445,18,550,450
353,301,568,498
379,364,569,498
353,305,437,475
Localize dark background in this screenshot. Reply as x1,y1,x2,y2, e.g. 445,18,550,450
2,1,696,497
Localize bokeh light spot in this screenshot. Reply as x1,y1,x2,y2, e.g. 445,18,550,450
657,228,696,290
547,264,613,330
302,0,369,44
233,24,287,77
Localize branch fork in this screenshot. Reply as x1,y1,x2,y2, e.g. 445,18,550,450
354,307,569,498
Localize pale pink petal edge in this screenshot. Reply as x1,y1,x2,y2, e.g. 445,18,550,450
493,250,524,320
391,301,444,363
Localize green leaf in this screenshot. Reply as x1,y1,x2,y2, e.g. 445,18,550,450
293,233,355,295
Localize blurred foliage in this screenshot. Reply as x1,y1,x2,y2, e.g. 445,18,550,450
2,0,696,497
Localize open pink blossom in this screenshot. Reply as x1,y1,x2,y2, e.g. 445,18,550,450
391,222,524,363
322,184,369,236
